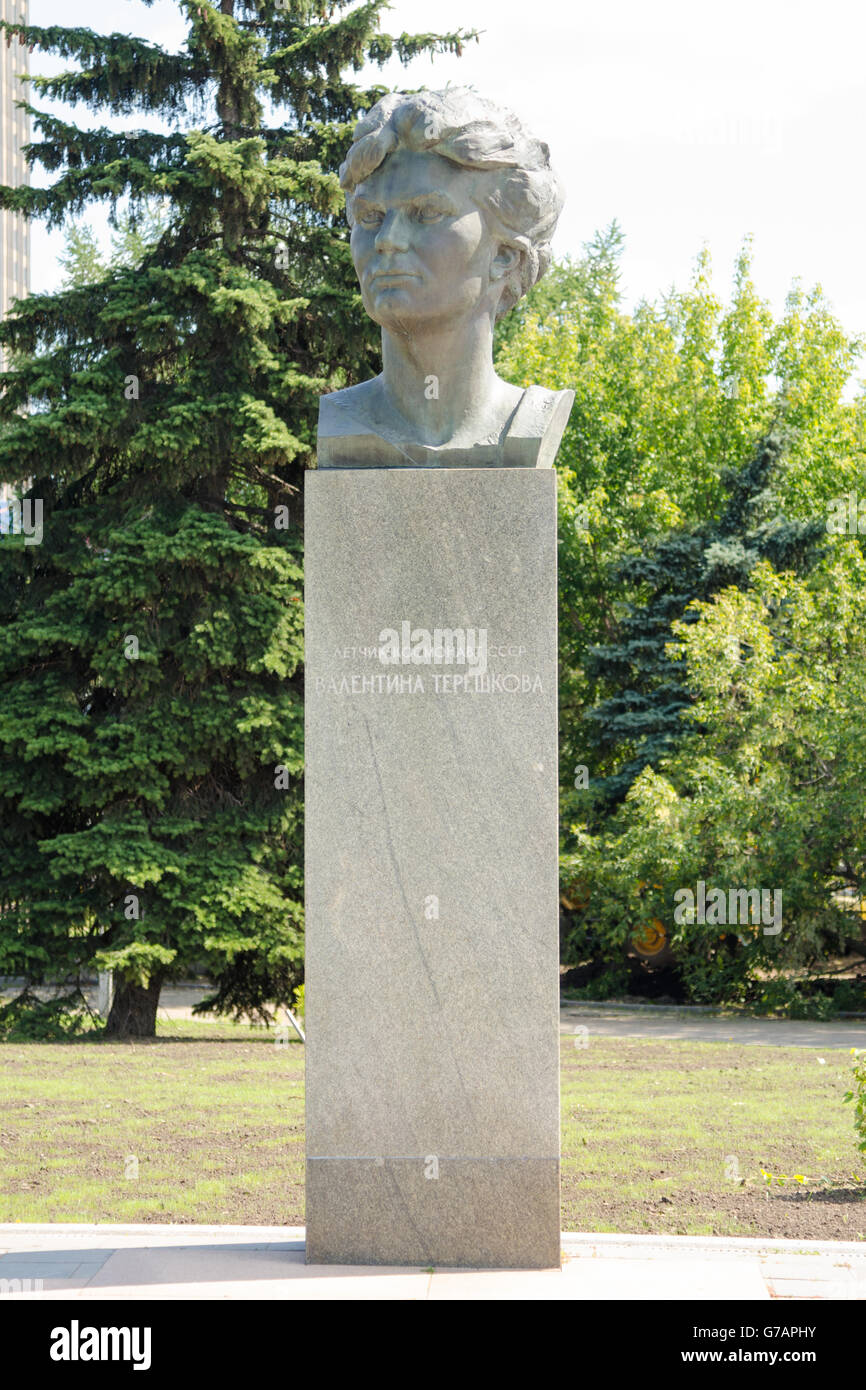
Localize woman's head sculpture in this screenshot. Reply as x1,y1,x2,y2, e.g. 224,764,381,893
339,88,565,322
317,88,574,470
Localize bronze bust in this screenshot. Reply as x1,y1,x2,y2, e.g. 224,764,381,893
317,88,574,470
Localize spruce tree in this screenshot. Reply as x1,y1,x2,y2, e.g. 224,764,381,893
583,432,826,810
0,2,473,1037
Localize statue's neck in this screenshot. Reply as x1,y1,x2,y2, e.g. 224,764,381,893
380,316,502,448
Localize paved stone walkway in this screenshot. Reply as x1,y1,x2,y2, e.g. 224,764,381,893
156,991,866,1047
560,1004,866,1049
1,1225,864,1300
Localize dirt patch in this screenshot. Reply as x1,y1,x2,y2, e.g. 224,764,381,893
561,1174,866,1241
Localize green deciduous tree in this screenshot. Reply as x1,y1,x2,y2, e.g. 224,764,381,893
563,540,866,1004
583,431,826,809
497,229,865,1003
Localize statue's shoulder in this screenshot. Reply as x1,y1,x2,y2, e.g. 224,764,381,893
317,377,410,468
504,383,575,468
318,379,380,440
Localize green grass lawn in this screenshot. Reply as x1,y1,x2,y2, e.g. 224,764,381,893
1,1021,863,1238
561,1035,864,1239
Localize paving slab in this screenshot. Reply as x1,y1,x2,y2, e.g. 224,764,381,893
764,1278,856,1300
564,1257,770,1301
1,1225,864,1299
72,1274,432,1301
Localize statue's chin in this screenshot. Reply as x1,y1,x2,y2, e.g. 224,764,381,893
365,299,494,337
364,288,426,318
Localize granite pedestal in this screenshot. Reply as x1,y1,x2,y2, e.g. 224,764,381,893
304,468,560,1268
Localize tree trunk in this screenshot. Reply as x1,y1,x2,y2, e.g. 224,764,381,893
104,973,164,1039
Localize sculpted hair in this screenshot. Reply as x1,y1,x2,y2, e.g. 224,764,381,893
339,88,565,318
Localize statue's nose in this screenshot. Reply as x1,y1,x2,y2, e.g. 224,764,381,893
374,209,410,254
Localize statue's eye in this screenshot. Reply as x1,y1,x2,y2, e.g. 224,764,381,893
415,206,444,222
357,208,384,227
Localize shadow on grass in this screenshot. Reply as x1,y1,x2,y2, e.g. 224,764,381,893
772,1187,866,1206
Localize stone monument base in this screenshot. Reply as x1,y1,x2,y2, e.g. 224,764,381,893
307,1158,559,1268
304,468,561,1268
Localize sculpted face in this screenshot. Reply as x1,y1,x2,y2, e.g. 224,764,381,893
349,148,513,332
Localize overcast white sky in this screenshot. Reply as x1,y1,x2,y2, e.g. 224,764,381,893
24,0,866,340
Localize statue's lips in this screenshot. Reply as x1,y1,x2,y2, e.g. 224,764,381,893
369,271,421,284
